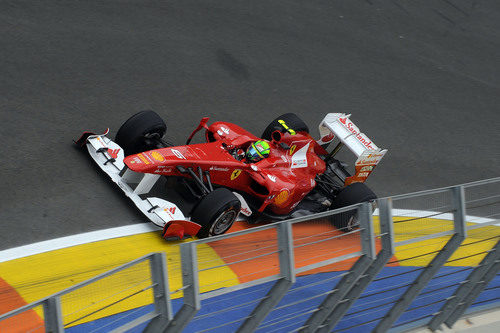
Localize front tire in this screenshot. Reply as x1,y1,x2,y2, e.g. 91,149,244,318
330,182,377,232
191,188,241,238
115,110,166,156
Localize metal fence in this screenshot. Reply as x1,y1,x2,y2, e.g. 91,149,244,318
0,253,171,333
1,177,499,332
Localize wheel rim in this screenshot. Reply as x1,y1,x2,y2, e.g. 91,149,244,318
210,208,237,235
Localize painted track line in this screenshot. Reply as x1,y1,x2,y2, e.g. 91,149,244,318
0,224,158,263
0,210,496,264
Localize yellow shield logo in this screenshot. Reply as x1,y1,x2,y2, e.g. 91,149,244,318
151,151,165,162
231,169,242,180
289,145,297,155
274,189,290,205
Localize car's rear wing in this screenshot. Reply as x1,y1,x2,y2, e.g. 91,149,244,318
317,113,387,185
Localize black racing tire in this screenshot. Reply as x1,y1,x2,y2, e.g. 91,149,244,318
261,113,309,140
330,182,377,232
191,188,241,238
115,110,166,156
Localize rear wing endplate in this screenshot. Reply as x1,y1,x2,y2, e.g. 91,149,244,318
318,113,387,184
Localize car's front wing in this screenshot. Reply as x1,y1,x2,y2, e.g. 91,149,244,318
77,131,188,229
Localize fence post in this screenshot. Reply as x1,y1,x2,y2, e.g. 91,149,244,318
451,186,467,238
300,201,380,333
163,242,199,332
314,198,395,333
373,186,467,332
44,296,64,333
144,252,172,332
237,222,295,333
360,202,376,260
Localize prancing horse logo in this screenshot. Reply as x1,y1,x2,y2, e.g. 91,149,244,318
231,169,242,180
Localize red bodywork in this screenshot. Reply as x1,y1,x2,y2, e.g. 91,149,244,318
124,120,327,215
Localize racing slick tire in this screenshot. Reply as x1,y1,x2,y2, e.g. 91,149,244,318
115,110,166,156
261,113,309,140
329,182,377,232
191,188,241,238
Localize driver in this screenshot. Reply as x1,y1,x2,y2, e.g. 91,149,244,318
246,140,270,163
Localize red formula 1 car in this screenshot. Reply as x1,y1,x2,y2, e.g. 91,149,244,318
76,112,387,239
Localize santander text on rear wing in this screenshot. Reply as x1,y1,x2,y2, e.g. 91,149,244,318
317,113,387,185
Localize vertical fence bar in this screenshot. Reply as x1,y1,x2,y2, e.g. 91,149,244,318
315,197,395,333
44,296,64,333
360,202,376,260
428,240,500,331
237,222,295,333
164,242,200,332
374,186,467,332
300,202,380,333
452,186,467,237
380,198,396,256
144,252,172,332
278,221,296,281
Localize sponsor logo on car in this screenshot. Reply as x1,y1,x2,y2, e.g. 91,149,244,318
267,174,277,182
289,145,297,155
274,189,289,205
240,207,252,215
231,169,242,180
164,207,176,214
138,154,150,164
163,206,177,218
210,166,229,172
290,143,309,169
107,148,120,159
95,136,107,147
155,166,173,173
357,153,384,166
151,151,165,162
171,149,186,160
292,159,307,168
339,117,376,150
130,156,141,164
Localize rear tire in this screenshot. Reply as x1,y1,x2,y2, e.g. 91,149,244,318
191,188,241,238
330,182,377,232
115,110,166,156
261,113,309,140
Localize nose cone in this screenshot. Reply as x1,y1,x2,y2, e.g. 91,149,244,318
124,151,165,172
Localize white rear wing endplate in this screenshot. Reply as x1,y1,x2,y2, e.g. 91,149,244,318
318,113,387,183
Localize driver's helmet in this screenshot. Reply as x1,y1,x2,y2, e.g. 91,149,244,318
246,140,270,163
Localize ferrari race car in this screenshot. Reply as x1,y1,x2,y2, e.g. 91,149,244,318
75,112,387,239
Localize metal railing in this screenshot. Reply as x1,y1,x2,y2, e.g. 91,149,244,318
1,177,499,332
0,253,171,333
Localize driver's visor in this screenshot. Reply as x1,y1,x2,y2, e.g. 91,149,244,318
247,145,263,162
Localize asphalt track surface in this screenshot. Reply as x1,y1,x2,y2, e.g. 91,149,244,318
1,0,499,250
